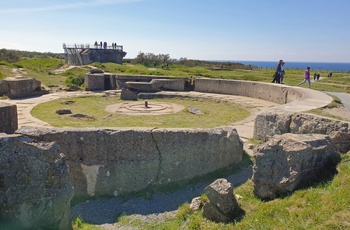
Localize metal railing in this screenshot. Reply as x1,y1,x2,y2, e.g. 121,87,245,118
63,43,123,51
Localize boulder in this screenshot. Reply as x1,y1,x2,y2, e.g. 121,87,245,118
253,111,292,141
252,133,339,200
188,106,203,114
0,134,74,229
202,178,239,223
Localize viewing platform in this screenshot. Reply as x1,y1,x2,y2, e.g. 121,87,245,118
63,43,127,66
63,43,124,51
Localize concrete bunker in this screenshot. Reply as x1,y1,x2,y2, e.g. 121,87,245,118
1,77,340,227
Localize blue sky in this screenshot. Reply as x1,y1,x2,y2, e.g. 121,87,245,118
1,0,349,62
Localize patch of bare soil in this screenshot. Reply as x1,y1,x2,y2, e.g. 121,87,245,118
50,65,77,74
11,68,27,77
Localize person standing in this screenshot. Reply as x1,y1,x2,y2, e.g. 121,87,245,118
272,59,283,83
297,66,311,88
280,61,285,83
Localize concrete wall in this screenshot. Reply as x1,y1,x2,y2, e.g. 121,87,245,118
194,78,303,104
16,126,243,200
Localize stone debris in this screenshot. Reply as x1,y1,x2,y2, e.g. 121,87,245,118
202,178,240,223
252,133,339,200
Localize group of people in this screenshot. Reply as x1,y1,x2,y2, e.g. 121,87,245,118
93,41,118,49
271,60,285,84
313,73,321,81
271,59,314,88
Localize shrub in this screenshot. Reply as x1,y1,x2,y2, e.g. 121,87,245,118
65,75,84,86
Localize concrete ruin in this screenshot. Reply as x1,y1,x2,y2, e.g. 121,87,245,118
0,77,44,99
84,71,190,93
2,76,347,226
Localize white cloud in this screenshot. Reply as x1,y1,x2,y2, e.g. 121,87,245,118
0,0,144,13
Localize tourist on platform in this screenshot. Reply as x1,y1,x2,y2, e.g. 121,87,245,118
297,66,311,88
94,41,98,48
100,41,103,48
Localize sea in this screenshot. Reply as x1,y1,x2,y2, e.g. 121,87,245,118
222,60,350,72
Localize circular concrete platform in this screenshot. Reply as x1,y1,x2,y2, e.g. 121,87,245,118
105,101,185,116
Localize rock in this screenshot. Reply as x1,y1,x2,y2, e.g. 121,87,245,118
252,133,339,200
329,131,350,153
0,134,74,229
188,106,203,114
202,178,239,223
56,108,72,115
253,111,292,141
290,113,350,135
189,197,202,211
90,68,104,74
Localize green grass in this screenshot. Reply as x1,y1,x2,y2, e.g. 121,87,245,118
72,217,101,230
31,96,250,128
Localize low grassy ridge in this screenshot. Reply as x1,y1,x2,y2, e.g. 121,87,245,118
1,57,350,93
31,96,250,128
